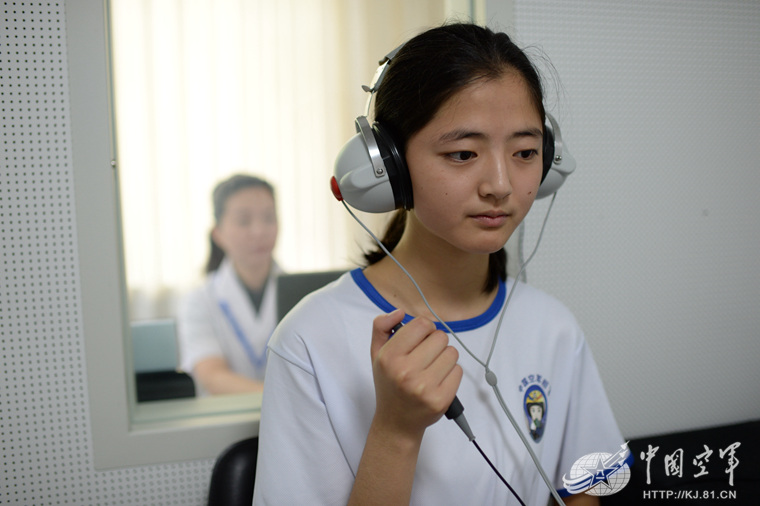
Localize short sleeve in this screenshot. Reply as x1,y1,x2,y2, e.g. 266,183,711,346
253,337,355,505
555,339,628,496
176,289,224,373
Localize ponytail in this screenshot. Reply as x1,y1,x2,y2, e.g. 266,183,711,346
364,209,407,266
205,232,226,274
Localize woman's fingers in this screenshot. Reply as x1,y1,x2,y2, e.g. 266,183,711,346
370,309,406,360
371,312,461,418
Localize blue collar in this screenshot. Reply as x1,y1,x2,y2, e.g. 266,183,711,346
350,268,506,332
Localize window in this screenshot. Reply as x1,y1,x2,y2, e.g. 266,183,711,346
72,0,481,468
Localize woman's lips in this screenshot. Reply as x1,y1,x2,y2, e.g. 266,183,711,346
470,212,509,227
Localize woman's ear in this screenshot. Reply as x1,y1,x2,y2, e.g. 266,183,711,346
210,225,225,251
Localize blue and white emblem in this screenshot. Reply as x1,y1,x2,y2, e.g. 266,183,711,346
562,443,633,496
523,384,547,443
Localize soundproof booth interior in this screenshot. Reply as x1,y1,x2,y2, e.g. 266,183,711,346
2,0,759,504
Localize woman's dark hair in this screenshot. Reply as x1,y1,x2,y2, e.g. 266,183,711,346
205,174,275,273
364,23,545,293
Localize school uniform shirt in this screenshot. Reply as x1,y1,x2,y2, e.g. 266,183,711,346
253,269,630,505
254,269,623,505
176,258,280,395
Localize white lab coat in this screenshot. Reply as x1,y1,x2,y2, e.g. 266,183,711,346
176,258,280,395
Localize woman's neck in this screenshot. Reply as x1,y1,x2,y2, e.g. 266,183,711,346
232,257,272,291
364,241,496,322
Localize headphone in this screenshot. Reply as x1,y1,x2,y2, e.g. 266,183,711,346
330,46,576,213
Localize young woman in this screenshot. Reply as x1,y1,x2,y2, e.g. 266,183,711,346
254,24,626,505
177,174,280,395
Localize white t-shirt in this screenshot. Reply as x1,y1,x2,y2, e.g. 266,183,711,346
254,269,627,505
176,259,279,394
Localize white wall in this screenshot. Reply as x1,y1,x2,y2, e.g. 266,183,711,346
506,0,760,438
1,1,758,504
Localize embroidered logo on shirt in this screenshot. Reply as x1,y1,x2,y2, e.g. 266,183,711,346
519,374,551,443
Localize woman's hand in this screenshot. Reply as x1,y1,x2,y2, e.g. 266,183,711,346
369,309,463,440
348,310,463,505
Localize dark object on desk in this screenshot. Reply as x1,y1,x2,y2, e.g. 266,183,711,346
207,437,258,506
135,371,195,402
276,269,345,322
131,319,196,402
600,420,759,505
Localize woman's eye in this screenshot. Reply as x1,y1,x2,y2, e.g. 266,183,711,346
516,149,539,160
448,151,476,162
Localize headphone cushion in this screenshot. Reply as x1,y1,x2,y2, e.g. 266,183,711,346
372,122,413,210
541,125,554,183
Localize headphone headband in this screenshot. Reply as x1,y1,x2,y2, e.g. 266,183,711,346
361,45,403,117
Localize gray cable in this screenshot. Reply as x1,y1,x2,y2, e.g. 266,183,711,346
343,202,483,363
343,196,566,506
485,194,556,368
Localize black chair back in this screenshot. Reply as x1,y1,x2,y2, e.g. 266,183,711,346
207,437,258,506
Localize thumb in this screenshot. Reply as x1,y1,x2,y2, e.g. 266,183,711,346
370,309,405,359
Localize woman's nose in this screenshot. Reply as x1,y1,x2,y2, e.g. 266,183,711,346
248,218,276,238
479,154,513,200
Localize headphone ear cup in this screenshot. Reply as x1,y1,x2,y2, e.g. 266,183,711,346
332,117,413,213
333,126,396,213
536,113,577,199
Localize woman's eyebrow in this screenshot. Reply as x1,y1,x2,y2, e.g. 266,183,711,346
437,127,543,144
437,129,484,143
514,127,544,140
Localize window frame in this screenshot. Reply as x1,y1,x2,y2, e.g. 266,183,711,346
69,0,491,469
69,0,260,469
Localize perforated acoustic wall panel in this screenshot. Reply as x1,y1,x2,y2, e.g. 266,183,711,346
2,3,212,504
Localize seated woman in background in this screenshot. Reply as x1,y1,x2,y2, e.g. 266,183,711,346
177,174,281,395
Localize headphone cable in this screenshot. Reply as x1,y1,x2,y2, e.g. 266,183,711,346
343,195,566,506
473,439,526,506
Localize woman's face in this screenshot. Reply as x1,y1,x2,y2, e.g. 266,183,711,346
212,186,278,270
403,73,544,256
